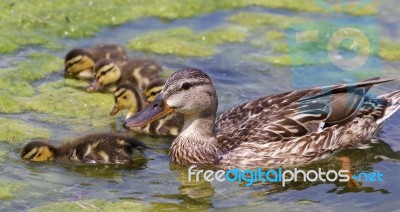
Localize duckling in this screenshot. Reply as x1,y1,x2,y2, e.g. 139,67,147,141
145,78,166,103
124,68,400,169
86,58,162,93
64,44,127,80
21,133,147,165
110,83,183,136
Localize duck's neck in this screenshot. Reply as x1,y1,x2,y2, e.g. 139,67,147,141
169,113,220,165
181,113,216,138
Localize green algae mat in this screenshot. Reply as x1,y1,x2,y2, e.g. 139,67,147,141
1,0,400,211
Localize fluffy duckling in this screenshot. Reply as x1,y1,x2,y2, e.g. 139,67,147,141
145,78,166,103
86,58,162,93
64,44,127,80
21,133,147,165
110,83,183,136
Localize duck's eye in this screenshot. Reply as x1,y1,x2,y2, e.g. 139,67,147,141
181,82,192,90
123,95,127,99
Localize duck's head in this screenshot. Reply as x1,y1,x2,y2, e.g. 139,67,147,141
123,68,217,128
21,141,56,162
110,84,143,117
145,78,166,103
64,48,95,78
87,59,121,92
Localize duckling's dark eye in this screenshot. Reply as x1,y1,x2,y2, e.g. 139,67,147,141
181,82,191,90
123,95,127,99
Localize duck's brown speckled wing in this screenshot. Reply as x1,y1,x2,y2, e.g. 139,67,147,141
215,78,394,154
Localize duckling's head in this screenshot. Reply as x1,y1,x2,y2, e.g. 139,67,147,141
110,84,143,116
21,141,57,162
64,48,95,77
145,78,166,103
124,68,217,128
87,59,121,92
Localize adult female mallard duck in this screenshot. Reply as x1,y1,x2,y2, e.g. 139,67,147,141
123,68,400,169
86,58,162,93
21,133,147,165
64,44,127,80
111,83,183,136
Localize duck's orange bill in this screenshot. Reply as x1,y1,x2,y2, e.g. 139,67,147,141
123,95,174,128
109,105,120,116
86,79,101,92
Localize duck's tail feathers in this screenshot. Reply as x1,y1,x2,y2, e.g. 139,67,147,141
377,90,400,125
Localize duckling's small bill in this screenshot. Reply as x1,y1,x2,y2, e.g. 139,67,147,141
110,105,120,116
124,95,174,128
87,79,101,92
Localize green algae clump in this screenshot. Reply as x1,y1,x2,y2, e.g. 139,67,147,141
331,1,377,16
27,80,115,130
265,31,286,41
0,73,115,132
0,181,26,200
128,26,246,57
0,117,51,143
0,53,62,97
229,12,306,30
30,199,148,212
0,53,63,83
0,77,35,97
379,39,400,61
13,53,63,82
0,53,64,114
244,0,377,16
255,54,329,66
0,94,26,114
271,42,289,53
128,27,215,57
0,0,377,54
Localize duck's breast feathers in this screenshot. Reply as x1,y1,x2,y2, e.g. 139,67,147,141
215,78,394,151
